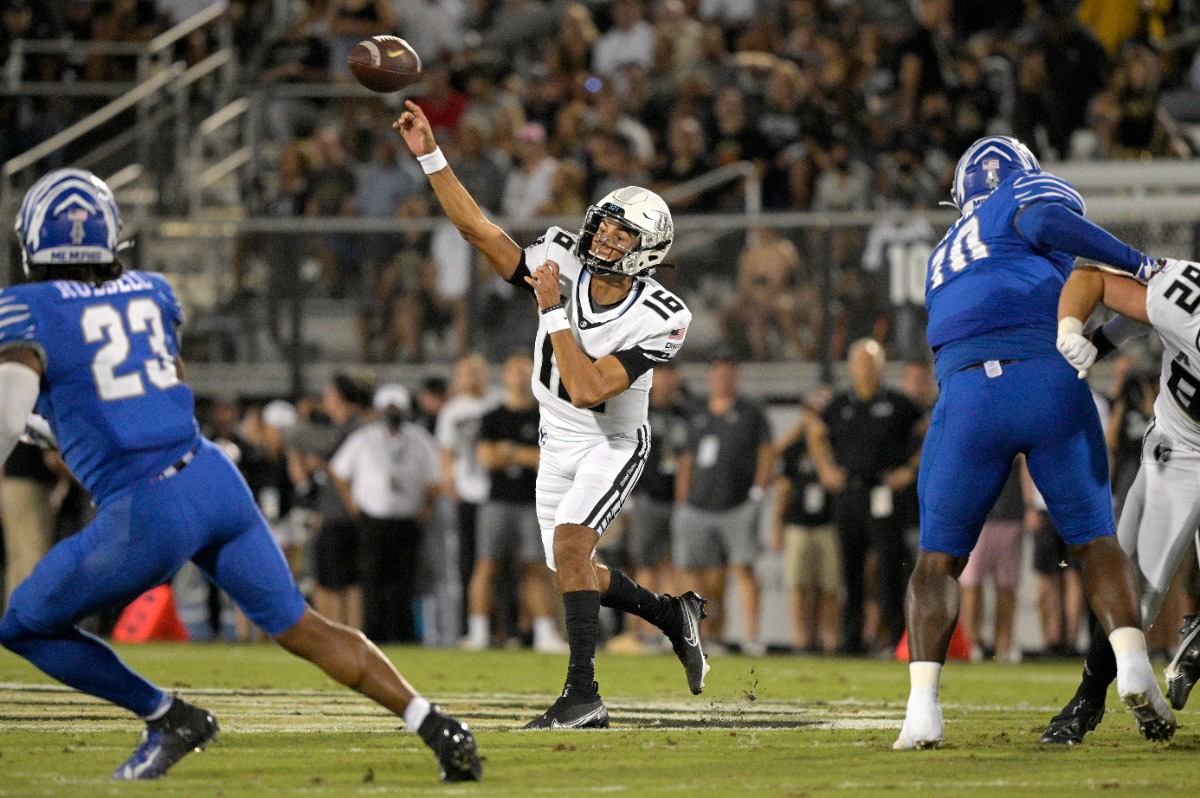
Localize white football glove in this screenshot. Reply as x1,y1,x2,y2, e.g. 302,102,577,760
20,413,57,451
1057,317,1096,379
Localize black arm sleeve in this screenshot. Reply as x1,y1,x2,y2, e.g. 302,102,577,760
507,251,534,295
612,347,660,384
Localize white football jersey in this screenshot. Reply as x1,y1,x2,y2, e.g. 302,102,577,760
1146,259,1200,449
522,226,691,438
861,213,936,308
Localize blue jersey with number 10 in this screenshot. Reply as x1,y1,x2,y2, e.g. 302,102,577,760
0,271,199,504
925,171,1085,380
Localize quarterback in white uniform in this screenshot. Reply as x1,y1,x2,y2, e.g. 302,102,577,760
1043,258,1200,744
394,101,709,730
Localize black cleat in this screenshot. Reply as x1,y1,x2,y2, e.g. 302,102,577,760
523,682,609,730
666,591,710,695
112,697,219,779
1039,694,1105,746
418,706,482,782
1165,612,1200,711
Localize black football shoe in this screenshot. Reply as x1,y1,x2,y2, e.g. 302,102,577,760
666,591,710,695
523,682,609,730
418,706,482,782
1039,694,1106,746
112,697,219,779
1165,613,1200,711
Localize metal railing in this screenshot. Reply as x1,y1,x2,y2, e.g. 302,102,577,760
189,97,252,215
3,1,231,94
0,63,184,188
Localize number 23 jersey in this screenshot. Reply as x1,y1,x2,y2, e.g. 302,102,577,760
0,271,199,503
1147,259,1200,449
522,227,690,438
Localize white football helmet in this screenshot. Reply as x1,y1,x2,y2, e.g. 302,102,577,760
575,186,673,277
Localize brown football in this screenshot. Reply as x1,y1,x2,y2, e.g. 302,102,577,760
347,35,422,93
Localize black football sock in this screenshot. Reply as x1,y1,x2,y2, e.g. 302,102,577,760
600,568,678,630
1077,615,1117,702
562,590,600,695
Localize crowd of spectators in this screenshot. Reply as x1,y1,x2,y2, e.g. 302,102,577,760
4,0,1200,362
233,0,1200,362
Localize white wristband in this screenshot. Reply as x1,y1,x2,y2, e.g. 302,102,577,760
542,307,570,334
417,147,448,175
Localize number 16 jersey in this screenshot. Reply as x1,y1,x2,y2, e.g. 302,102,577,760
0,271,199,504
520,227,691,439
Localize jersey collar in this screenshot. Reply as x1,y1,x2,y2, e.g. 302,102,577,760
575,269,643,329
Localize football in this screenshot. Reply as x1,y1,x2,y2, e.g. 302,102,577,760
347,35,422,93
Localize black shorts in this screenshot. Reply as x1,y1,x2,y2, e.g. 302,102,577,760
1031,512,1078,575
314,518,359,589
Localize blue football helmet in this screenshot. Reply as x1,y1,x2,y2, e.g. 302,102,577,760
951,136,1040,211
15,168,123,276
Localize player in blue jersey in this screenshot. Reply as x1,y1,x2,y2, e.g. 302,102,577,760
894,137,1175,749
0,169,481,782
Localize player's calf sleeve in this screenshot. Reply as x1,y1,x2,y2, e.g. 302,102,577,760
0,613,165,717
600,568,675,629
562,590,600,691
1077,615,1117,700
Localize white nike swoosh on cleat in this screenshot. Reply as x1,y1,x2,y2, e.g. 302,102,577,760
549,705,607,729
683,609,699,648
1164,622,1200,682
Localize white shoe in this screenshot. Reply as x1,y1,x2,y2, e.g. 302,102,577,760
458,636,487,651
1117,658,1176,742
893,698,943,750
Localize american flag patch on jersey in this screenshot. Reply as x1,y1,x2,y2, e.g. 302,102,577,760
668,327,687,340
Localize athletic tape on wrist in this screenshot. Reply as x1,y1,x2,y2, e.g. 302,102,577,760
1057,317,1083,337
417,147,448,175
542,307,570,334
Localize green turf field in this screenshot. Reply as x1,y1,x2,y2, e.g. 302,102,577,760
1,644,1195,796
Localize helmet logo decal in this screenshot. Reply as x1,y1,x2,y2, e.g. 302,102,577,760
68,207,90,245
983,157,1001,189
645,209,671,236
